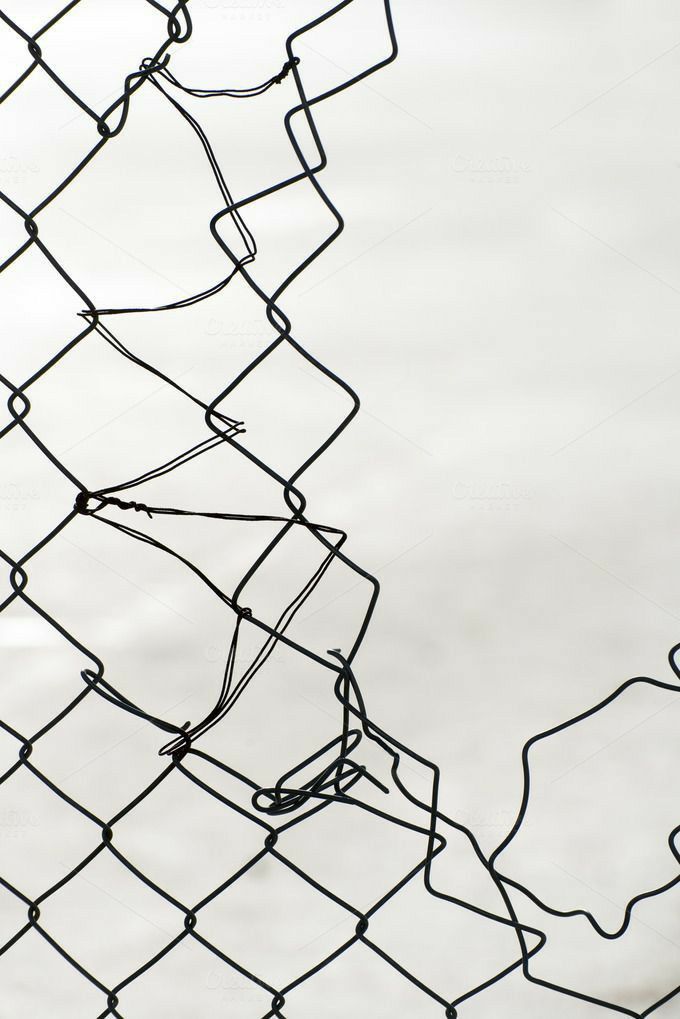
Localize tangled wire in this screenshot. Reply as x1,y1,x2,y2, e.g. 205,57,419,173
1,1,678,1016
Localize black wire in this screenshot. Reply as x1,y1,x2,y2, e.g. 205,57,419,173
1,2,676,1017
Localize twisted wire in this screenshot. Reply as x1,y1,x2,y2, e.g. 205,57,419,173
0,2,677,1016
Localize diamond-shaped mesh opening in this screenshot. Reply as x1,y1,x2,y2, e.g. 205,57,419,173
0,764,97,897
32,688,169,818
198,853,352,990
119,935,273,1018
27,331,208,484
281,798,428,912
288,939,445,1019
290,0,393,98
0,420,75,557
33,0,166,112
40,846,181,988
0,56,96,210
0,924,105,1019
112,767,265,904
209,340,352,477
43,79,235,309
0,242,85,384
369,876,522,1004
0,597,90,736
29,516,226,720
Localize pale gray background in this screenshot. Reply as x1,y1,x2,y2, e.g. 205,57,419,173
1,0,680,1015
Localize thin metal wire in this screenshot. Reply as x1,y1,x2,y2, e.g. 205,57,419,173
1,2,678,1016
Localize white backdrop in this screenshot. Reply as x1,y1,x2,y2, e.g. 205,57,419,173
1,1,680,1015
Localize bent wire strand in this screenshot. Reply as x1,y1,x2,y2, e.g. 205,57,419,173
0,2,678,1017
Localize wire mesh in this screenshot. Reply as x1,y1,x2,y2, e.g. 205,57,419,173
1,2,679,1017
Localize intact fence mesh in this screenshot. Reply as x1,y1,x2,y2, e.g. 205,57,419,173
1,2,679,1017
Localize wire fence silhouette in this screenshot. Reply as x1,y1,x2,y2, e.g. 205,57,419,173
1,2,679,1016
